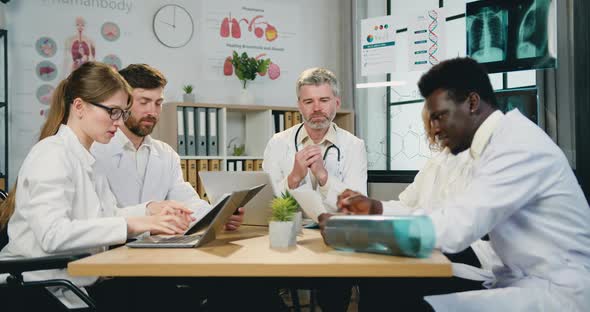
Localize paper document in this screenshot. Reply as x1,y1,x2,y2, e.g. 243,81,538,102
290,190,328,222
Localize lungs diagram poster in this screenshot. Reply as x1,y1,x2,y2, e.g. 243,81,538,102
408,8,446,72
201,0,301,83
360,16,396,76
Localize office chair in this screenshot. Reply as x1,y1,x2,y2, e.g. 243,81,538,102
0,189,96,311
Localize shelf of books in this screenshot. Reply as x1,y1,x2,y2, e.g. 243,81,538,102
152,102,354,199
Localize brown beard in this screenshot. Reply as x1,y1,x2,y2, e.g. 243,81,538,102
125,115,158,137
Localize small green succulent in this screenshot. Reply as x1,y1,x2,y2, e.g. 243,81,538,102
182,84,193,94
270,191,300,222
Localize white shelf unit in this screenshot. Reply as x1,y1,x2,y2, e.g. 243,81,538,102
152,102,355,170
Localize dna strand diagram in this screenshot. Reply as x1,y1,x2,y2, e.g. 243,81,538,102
428,10,440,66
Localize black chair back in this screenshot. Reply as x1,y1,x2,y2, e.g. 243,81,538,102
0,189,8,250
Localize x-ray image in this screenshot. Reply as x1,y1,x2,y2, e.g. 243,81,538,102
495,89,538,124
515,0,553,59
467,0,557,73
467,6,507,63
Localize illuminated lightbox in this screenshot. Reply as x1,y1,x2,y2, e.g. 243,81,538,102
466,0,557,73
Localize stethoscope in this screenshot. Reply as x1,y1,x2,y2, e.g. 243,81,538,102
294,123,341,162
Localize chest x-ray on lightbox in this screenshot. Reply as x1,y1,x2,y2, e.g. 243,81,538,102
466,0,557,73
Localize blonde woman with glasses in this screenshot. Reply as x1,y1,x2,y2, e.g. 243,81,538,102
0,62,193,310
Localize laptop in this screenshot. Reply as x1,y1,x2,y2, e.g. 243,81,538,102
126,184,265,248
199,171,275,226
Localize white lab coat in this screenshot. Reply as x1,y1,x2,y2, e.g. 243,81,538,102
91,130,209,213
382,148,499,282
0,125,147,306
426,110,590,312
262,123,367,212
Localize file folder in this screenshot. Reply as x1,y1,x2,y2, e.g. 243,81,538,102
279,112,285,132
188,159,198,190
207,108,218,156
285,111,293,129
197,160,209,201
293,112,302,125
254,159,263,171
273,111,280,133
176,107,187,156
185,107,196,156
180,159,188,181
244,160,254,171
227,160,235,172
196,108,207,156
208,159,220,171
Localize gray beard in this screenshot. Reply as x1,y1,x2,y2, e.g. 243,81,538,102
305,119,331,129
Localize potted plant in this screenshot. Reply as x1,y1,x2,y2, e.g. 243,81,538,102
182,84,195,103
269,194,298,248
229,51,271,104
282,191,302,235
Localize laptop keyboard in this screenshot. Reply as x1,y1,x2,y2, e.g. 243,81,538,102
158,235,201,243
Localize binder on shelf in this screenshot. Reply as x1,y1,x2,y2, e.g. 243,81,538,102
293,112,302,125
197,159,209,172
235,160,243,172
227,160,235,172
254,159,263,171
185,107,196,156
196,160,209,201
272,113,277,134
244,159,254,171
206,108,218,156
208,159,220,171
176,107,187,155
285,111,293,129
187,159,198,190
196,107,207,156
180,159,188,182
273,111,284,133
279,112,285,132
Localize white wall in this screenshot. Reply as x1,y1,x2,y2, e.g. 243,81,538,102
3,0,348,185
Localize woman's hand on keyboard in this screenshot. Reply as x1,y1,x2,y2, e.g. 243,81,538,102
147,200,195,224
126,214,190,236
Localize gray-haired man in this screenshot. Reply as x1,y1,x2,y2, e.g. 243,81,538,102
263,67,368,212
263,67,367,311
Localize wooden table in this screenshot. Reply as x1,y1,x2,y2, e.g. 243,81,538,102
68,226,452,278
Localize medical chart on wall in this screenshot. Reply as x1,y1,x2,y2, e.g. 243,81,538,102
360,15,396,76
408,8,446,72
200,0,301,84
389,102,432,170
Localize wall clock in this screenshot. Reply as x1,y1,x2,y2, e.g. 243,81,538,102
153,4,194,48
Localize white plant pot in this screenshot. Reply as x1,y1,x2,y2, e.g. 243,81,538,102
292,211,303,235
183,93,195,103
237,87,255,104
269,221,296,248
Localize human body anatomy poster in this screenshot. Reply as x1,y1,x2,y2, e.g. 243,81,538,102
408,8,446,72
360,15,396,76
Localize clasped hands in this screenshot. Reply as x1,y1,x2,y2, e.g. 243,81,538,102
288,145,329,189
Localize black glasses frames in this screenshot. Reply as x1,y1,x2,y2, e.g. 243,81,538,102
88,101,130,121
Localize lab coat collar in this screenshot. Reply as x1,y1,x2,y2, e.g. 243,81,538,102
470,110,504,160
111,129,159,158
298,122,338,146
57,124,95,169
